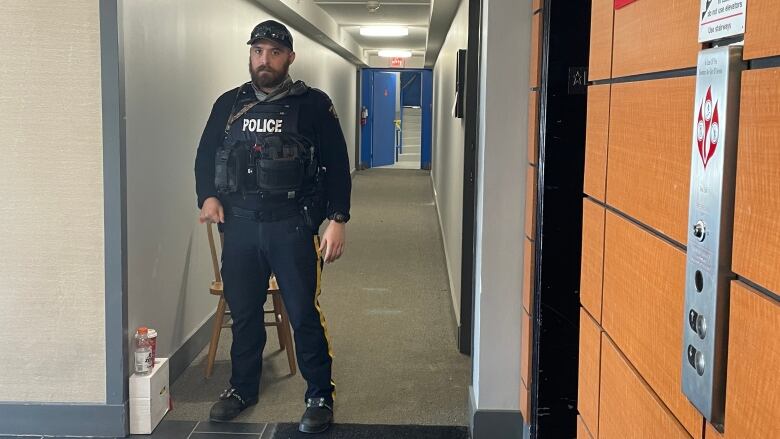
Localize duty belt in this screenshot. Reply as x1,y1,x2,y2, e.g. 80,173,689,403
231,205,300,222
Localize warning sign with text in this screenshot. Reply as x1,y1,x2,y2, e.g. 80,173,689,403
699,0,747,42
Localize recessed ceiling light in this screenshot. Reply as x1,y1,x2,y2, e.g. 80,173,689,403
360,26,409,37
378,50,412,58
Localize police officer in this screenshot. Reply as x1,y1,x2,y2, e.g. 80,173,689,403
194,20,351,433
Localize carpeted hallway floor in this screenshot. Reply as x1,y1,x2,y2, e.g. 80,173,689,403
166,169,470,426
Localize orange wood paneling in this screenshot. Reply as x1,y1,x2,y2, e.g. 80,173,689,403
589,0,614,81
523,237,534,314
530,12,541,89
520,381,530,422
718,281,780,439
584,84,610,202
521,308,532,388
612,0,699,77
532,0,541,13
599,335,693,439
580,198,605,321
577,308,601,438
607,77,695,244
744,0,780,60
602,212,702,436
525,165,536,238
733,68,780,294
578,415,594,439
705,423,724,438
528,90,539,164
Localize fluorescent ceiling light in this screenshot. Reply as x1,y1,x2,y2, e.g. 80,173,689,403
360,26,409,37
378,50,412,58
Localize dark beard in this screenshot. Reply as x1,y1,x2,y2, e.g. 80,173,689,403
249,61,290,90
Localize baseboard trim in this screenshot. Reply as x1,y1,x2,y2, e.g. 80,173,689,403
0,402,127,437
468,386,525,439
169,311,218,384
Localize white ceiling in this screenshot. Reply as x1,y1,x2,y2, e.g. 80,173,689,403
313,0,431,54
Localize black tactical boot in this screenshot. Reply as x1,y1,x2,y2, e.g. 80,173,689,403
298,397,334,433
209,388,258,422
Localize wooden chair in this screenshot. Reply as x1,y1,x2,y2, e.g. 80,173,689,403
204,222,296,378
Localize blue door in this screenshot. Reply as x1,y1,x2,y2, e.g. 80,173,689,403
371,72,397,167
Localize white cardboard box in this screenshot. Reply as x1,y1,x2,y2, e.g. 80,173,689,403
129,357,170,434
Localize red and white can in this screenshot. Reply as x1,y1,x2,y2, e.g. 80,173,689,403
147,329,157,365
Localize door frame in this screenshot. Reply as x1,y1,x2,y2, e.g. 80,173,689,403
359,68,433,169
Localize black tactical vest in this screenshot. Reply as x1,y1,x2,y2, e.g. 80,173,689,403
215,87,320,202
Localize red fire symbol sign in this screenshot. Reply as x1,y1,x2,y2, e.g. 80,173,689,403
696,86,719,169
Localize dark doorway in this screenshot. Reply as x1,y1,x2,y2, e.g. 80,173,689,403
529,0,591,437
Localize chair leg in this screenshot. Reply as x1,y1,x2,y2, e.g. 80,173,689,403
205,296,227,378
278,299,297,376
271,293,286,352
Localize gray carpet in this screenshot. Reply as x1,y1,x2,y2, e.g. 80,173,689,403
167,169,469,426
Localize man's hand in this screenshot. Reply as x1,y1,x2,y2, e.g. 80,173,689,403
319,221,346,263
199,197,225,224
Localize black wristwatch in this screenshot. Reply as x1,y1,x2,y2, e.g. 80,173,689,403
328,212,350,224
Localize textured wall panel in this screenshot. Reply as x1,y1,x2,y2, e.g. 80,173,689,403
612,0,699,77
525,165,536,239
584,84,610,202
602,212,702,436
580,199,605,321
717,282,780,439
607,77,695,244
577,308,602,437
528,90,539,164
599,336,693,439
744,0,780,60
523,237,534,314
577,415,594,439
733,68,780,294
589,0,614,81
530,11,541,88
0,1,106,403
520,308,532,388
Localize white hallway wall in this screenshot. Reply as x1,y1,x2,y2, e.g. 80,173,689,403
472,0,529,411
123,0,357,364
432,0,468,321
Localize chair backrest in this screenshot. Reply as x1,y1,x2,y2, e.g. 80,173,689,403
206,222,224,283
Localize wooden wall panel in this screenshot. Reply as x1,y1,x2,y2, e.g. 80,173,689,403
718,282,780,439
577,308,601,438
521,308,532,388
744,0,780,60
602,212,702,436
520,381,530,423
528,90,539,164
577,415,594,439
530,12,541,89
705,423,724,439
733,68,780,294
580,199,605,321
589,0,613,81
607,77,695,244
525,165,536,238
523,237,534,314
612,0,699,77
584,84,610,202
599,336,692,439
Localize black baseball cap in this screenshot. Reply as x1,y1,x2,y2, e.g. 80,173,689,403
247,20,293,51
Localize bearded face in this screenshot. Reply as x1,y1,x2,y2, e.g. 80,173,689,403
249,41,295,90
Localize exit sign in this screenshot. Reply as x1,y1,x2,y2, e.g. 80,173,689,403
391,57,404,68
615,0,638,8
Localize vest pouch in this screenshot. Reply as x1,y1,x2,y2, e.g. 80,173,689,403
215,147,241,194
256,158,305,193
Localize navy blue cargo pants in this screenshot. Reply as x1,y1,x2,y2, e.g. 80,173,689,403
220,211,334,404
